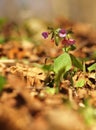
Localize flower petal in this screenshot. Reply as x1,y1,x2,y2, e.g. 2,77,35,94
42,32,49,39
59,29,66,38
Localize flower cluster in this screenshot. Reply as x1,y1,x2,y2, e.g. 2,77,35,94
42,28,75,47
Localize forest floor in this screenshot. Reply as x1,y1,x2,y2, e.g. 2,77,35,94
0,18,96,130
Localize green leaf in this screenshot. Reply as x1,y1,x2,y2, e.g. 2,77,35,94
51,32,55,40
82,102,96,125
45,87,56,95
54,52,72,74
65,45,76,52
88,63,96,72
54,36,60,46
67,29,73,34
70,54,83,70
75,79,85,88
0,35,5,44
70,45,76,50
0,76,6,92
42,64,53,72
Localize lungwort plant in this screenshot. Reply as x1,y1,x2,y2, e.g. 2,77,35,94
42,27,83,93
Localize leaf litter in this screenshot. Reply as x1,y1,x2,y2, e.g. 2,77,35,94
0,18,96,130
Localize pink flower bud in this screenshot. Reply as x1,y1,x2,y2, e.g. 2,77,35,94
59,29,66,38
42,32,49,39
68,39,75,45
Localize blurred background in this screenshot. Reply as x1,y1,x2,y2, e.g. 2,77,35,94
0,0,96,26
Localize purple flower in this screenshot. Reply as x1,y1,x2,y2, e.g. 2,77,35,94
67,39,75,45
62,38,75,46
59,29,66,38
62,38,68,45
42,32,49,39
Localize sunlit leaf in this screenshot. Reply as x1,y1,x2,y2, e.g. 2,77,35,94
88,63,96,72
54,52,72,74
75,79,85,88
45,87,56,95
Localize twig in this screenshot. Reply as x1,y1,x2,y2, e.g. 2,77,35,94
0,59,16,64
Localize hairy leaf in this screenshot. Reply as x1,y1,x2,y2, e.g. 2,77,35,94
54,52,72,74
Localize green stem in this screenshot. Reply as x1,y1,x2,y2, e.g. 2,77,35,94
55,73,61,94
64,47,67,52
63,45,69,53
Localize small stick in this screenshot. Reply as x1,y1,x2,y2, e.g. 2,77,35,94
0,59,16,64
